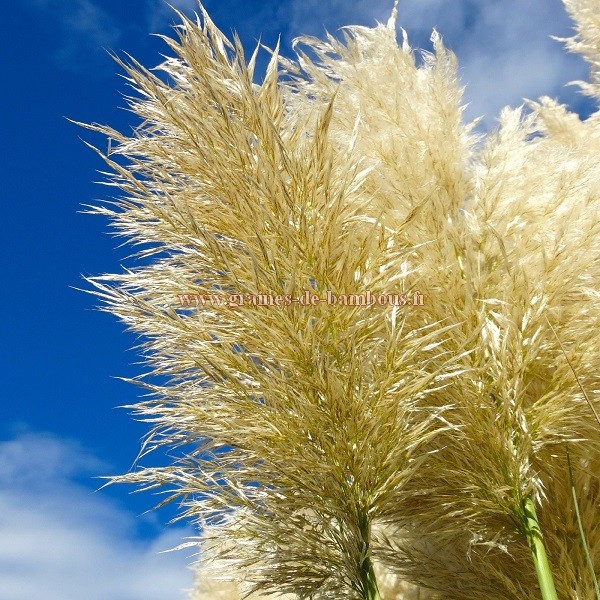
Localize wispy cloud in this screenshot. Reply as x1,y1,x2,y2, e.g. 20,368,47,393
146,0,285,48
398,0,589,124
146,0,200,33
24,0,121,73
286,0,394,36
282,0,589,126
0,432,194,600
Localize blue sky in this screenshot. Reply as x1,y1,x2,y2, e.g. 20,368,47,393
0,1,595,598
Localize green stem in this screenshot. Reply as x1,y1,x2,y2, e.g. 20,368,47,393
521,497,559,600
571,485,600,599
361,555,382,600
566,447,600,599
358,512,382,600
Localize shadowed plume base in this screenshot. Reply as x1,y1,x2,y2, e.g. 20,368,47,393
81,0,600,598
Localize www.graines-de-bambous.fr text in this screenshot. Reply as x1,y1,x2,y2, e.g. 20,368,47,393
176,290,426,309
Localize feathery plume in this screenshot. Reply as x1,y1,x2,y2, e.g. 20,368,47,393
82,1,600,598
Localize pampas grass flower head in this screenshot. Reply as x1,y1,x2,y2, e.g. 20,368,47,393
81,1,600,598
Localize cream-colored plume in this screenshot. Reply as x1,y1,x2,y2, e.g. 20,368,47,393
82,1,600,598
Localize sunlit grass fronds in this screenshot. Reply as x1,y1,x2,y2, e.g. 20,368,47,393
189,523,434,600
378,99,600,596
83,1,600,598
561,0,600,99
83,4,469,598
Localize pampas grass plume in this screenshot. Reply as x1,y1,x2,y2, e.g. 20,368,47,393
81,1,600,598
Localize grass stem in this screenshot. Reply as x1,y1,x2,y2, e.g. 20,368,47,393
566,448,600,599
362,556,382,600
522,497,559,600
358,511,382,600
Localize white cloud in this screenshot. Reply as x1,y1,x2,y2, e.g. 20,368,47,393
25,0,121,72
0,432,195,600
286,0,589,126
286,0,395,36
146,0,199,32
416,0,588,124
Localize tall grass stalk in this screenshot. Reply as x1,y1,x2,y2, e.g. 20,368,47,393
363,560,382,600
567,448,600,599
359,513,382,600
521,497,558,600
